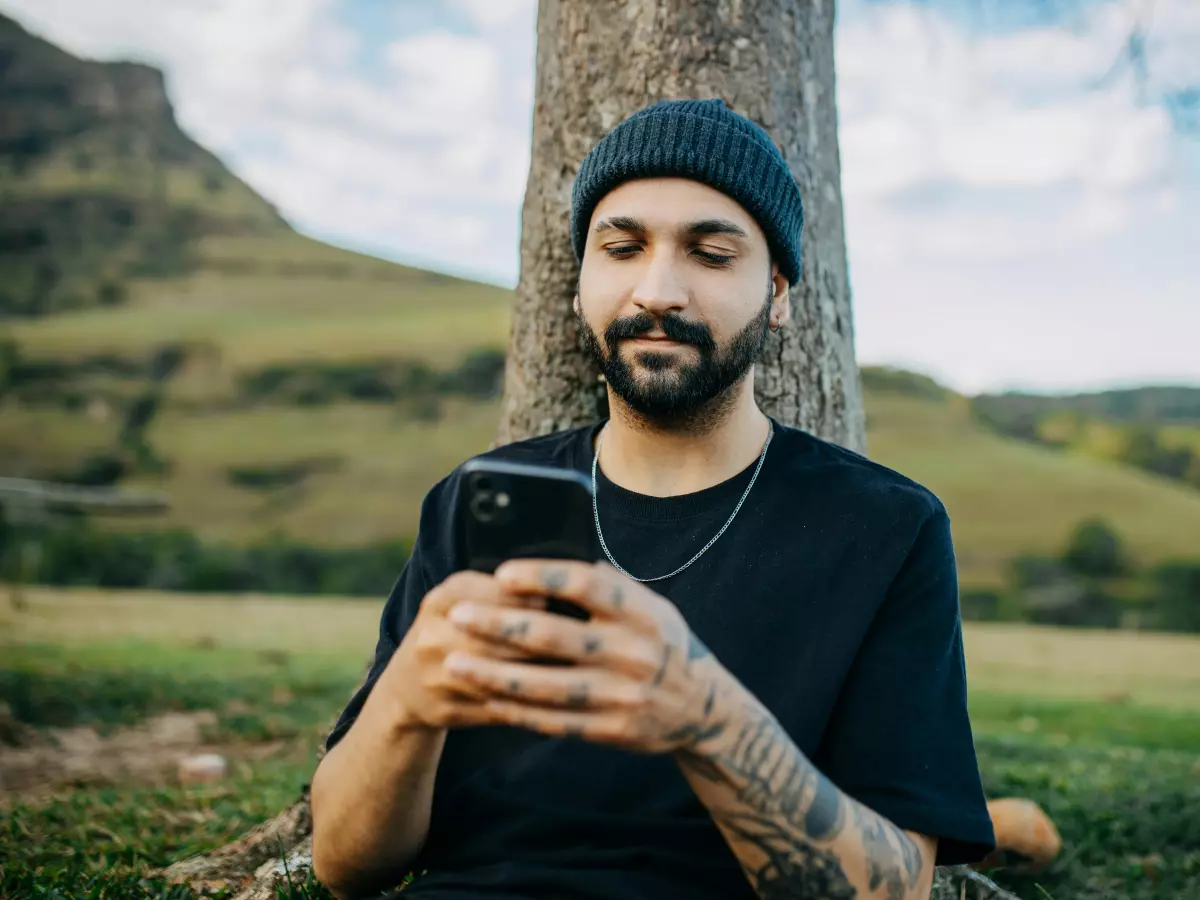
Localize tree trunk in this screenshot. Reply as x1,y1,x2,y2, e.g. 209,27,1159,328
159,3,1008,897
495,0,865,453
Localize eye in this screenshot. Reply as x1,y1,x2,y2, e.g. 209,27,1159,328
604,244,641,259
693,249,734,267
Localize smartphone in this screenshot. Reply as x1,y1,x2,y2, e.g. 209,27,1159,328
457,457,598,620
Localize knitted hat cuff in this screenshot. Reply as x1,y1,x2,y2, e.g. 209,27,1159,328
570,100,804,284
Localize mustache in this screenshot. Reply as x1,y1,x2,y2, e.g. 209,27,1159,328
604,311,716,352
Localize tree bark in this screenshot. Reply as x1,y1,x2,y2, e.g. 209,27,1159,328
495,0,865,452
159,3,1009,898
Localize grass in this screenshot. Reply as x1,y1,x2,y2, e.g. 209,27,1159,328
8,235,512,371
0,642,362,739
9,585,1200,709
3,591,1199,899
972,734,1200,899
866,392,1200,586
3,754,330,900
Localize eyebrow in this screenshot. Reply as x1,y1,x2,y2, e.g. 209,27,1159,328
591,216,749,240
592,216,645,235
683,219,749,240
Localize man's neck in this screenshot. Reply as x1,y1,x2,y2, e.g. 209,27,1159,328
595,383,771,498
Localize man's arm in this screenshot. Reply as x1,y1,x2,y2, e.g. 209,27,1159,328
444,559,949,900
674,673,938,900
310,658,448,900
312,570,549,899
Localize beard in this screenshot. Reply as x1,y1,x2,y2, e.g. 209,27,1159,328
576,289,773,428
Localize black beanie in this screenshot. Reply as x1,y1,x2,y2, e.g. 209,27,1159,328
569,98,804,285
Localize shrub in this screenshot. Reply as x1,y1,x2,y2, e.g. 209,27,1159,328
959,588,1002,621
1063,517,1128,578
1148,561,1200,633
226,456,342,491
1,518,409,597
96,279,126,307
60,453,127,487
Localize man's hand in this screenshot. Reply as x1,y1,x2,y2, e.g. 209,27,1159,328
438,558,733,754
377,570,551,732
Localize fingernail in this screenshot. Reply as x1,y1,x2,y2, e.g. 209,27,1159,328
445,652,473,672
449,604,478,624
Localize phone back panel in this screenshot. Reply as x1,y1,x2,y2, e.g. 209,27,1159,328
459,458,599,574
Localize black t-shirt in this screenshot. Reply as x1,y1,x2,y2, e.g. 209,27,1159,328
325,419,996,899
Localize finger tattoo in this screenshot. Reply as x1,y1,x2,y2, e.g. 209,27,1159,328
653,643,673,686
499,619,530,640
565,683,590,709
540,566,569,594
610,584,625,610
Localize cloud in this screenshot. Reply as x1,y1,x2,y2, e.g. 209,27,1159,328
0,0,1192,284
0,0,533,282
836,0,1185,265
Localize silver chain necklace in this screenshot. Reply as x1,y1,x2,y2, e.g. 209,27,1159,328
591,421,774,583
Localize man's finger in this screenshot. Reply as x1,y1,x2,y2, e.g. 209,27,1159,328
493,559,652,624
481,699,632,746
422,570,546,616
448,605,660,679
444,654,644,712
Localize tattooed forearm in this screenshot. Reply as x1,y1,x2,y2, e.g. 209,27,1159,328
723,812,856,900
677,700,929,900
853,798,924,900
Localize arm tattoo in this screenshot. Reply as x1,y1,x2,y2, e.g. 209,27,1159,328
680,705,855,898
853,799,924,900
680,702,924,900
722,813,856,900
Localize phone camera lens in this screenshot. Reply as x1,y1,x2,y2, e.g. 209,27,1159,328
470,491,497,522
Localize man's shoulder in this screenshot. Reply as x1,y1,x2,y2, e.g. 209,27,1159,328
773,422,947,523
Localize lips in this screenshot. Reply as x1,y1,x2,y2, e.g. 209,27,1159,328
628,335,685,345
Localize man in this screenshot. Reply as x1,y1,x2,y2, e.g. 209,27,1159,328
311,98,996,900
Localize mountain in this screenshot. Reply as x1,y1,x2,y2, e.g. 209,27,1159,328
3,10,1200,592
969,385,1200,491
973,386,1200,428
0,11,291,316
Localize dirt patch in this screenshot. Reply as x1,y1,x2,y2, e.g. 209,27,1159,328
0,708,281,800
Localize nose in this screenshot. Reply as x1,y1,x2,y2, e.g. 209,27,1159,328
630,252,689,318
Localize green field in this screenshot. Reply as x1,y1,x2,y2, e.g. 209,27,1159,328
2,587,1200,900
7,231,1200,587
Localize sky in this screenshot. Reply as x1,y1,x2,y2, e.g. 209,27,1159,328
3,0,1197,395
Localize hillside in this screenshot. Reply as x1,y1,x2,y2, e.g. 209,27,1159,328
3,9,1200,591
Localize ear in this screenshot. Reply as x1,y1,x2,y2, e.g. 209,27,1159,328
573,292,582,317
770,264,791,328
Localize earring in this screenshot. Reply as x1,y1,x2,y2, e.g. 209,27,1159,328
769,319,781,332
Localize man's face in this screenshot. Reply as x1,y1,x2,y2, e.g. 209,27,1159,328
575,177,788,425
